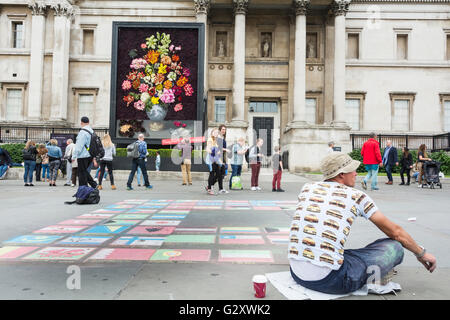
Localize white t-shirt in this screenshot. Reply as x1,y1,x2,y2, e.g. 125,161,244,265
288,181,379,274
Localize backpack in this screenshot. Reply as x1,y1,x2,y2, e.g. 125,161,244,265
230,176,243,190
64,186,100,205
82,129,105,159
227,143,236,159
245,145,254,164
127,141,140,158
22,148,33,160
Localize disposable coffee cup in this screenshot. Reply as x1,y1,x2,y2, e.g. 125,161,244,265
252,275,267,298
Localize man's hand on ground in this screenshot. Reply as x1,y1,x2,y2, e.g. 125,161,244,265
418,253,437,273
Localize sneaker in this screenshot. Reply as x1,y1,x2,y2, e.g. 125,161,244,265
277,189,285,192
29,183,34,187
111,185,117,190
94,178,98,183
138,184,141,187
127,186,134,191
71,184,75,187
399,182,405,185
24,183,29,186
272,188,277,192
146,185,153,189
371,187,379,191
219,189,229,194
256,186,262,191
97,185,103,190
417,184,422,188
207,189,215,195
361,180,367,190
251,187,257,191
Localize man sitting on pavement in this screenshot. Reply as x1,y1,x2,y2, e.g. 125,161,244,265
288,152,436,295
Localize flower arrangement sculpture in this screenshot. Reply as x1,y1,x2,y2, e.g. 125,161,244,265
121,32,193,126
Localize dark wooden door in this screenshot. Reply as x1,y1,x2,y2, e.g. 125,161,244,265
253,117,274,157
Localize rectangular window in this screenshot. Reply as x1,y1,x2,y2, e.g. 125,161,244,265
78,94,95,124
249,101,277,113
444,100,450,131
392,99,410,131
447,34,450,60
347,34,359,59
83,29,95,55
12,22,24,48
345,99,360,130
305,98,317,124
397,34,408,60
6,89,23,121
214,97,226,123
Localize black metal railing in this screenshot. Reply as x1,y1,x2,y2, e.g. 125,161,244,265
0,125,109,144
350,133,450,151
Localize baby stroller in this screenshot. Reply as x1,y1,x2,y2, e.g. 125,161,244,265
422,160,442,189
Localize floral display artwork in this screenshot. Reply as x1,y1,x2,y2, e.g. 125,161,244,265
121,32,194,128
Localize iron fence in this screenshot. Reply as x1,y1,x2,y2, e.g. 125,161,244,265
350,133,450,151
0,125,109,144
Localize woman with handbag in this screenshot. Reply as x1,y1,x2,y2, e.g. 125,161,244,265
97,134,116,190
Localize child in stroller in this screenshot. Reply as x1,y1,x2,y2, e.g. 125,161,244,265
421,160,442,189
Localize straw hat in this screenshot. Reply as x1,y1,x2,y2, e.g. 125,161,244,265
320,152,360,180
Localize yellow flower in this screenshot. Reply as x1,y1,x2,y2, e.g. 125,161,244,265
151,96,160,104
158,64,167,74
156,84,163,91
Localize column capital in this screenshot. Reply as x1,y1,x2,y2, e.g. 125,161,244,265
331,0,351,17
293,0,310,16
28,0,48,16
50,1,74,18
233,0,249,15
193,0,210,15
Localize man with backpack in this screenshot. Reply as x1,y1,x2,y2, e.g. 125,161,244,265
72,116,102,188
126,133,153,190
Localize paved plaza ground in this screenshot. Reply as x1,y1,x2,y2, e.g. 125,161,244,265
0,169,449,300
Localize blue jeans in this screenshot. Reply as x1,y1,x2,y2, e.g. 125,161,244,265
42,164,50,179
229,164,242,189
290,238,404,295
127,158,149,187
364,164,379,189
0,164,9,178
136,166,142,185
24,160,36,183
385,164,393,182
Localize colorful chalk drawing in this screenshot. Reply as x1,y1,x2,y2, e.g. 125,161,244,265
218,250,274,263
80,225,131,235
33,225,89,234
57,219,102,226
113,214,150,220
219,235,265,245
3,235,63,245
57,236,112,246
106,205,136,209
266,235,289,245
87,248,156,261
127,226,176,235
139,220,181,226
76,213,115,219
0,246,39,259
253,207,282,211
193,206,222,210
92,209,127,213
112,236,165,247
264,227,290,234
125,209,156,214
23,247,95,261
150,215,187,220
158,210,190,214
220,227,261,234
102,219,141,226
150,249,211,262
164,235,216,244
173,227,217,234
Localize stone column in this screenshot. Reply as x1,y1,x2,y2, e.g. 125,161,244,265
290,0,310,126
331,0,350,127
49,1,73,122
231,0,249,126
27,1,47,121
194,0,210,98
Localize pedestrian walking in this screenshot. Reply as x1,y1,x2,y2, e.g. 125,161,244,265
72,116,98,188
22,140,38,186
0,146,12,179
381,140,398,185
249,138,264,191
63,139,75,186
360,132,382,191
205,128,224,195
46,139,63,186
155,151,161,172
288,152,437,295
417,144,432,188
97,134,116,190
176,137,193,185
229,137,247,190
399,147,413,185
272,146,284,192
126,133,152,190
217,125,230,191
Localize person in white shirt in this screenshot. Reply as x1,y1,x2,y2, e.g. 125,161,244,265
64,139,75,186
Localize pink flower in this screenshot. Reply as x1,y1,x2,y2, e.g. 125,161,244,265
174,121,181,127
184,84,194,96
183,68,190,77
130,58,147,70
175,46,181,51
174,103,183,112
122,80,132,90
182,123,187,128
160,88,175,104
173,86,182,96
139,83,149,93
133,100,145,111
141,43,147,49
169,44,174,51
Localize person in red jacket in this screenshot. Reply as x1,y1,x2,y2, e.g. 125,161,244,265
361,132,382,191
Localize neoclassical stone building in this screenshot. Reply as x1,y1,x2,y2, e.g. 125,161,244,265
0,0,449,171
